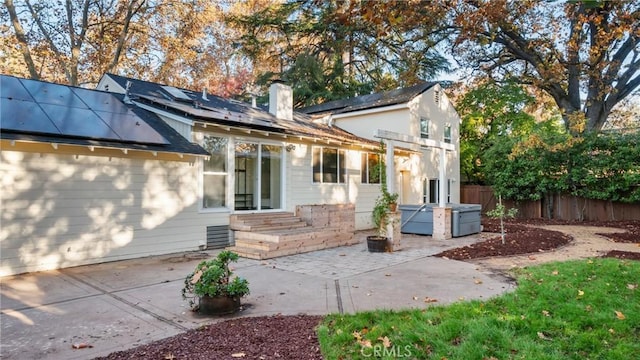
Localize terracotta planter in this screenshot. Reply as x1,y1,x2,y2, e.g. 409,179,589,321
366,235,387,253
198,295,241,315
389,203,398,212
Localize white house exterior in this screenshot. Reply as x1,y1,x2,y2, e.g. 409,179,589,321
1,73,462,275
301,83,461,209
0,75,210,276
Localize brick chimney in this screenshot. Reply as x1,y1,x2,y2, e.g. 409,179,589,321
268,81,293,121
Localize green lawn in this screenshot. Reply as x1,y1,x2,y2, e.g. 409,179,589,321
317,259,640,359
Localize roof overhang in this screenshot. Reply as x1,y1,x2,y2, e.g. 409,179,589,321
0,137,208,163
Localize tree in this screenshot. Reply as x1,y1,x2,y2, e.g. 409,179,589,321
1,0,263,96
230,0,452,106
3,0,149,86
456,79,541,184
452,0,640,134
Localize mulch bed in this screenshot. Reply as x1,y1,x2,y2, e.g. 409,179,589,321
434,219,573,260
94,315,324,360
601,250,640,261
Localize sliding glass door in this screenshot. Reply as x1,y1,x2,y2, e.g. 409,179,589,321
234,142,282,211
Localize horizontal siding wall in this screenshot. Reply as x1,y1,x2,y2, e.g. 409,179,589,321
0,151,219,276
286,144,380,230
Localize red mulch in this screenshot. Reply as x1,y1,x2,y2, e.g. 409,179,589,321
95,218,639,359
94,315,324,360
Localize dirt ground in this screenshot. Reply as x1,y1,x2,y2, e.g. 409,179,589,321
95,218,640,360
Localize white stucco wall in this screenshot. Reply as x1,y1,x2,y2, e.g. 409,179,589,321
0,150,223,276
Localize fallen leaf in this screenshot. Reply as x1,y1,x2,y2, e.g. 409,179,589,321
551,270,559,275
231,352,246,358
615,311,626,320
474,279,483,285
165,354,176,360
585,305,592,312
385,273,392,277
542,310,550,317
72,343,93,349
359,339,373,348
627,284,638,290
609,328,615,334
413,296,419,300
578,290,584,296
352,331,362,340
442,256,449,260
537,332,552,341
459,296,465,301
190,270,203,284
424,297,438,303
378,336,392,348
528,255,537,260
339,253,346,256
361,327,369,335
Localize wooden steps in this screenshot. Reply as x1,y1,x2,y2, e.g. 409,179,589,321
227,205,357,259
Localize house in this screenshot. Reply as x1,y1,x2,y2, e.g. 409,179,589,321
301,82,461,207
1,73,461,276
0,74,209,276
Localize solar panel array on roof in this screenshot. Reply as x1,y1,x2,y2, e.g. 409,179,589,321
0,75,169,145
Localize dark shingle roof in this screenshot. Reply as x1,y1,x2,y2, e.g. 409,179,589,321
103,73,381,148
299,82,437,115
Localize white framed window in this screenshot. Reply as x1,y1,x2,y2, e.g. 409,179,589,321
420,117,430,139
201,136,228,209
361,152,381,184
444,124,452,143
312,146,346,183
427,178,451,204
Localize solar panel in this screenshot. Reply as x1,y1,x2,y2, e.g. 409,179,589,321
70,87,129,113
0,75,170,145
96,110,169,144
0,98,60,134
0,76,34,102
161,86,193,101
20,78,88,109
39,103,121,140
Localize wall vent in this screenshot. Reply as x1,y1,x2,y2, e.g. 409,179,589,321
206,225,230,249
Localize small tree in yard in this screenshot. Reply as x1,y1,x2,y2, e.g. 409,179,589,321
487,195,518,244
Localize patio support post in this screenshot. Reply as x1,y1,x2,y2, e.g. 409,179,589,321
385,140,395,194
433,148,452,240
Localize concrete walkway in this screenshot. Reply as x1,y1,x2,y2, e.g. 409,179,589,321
2,231,515,360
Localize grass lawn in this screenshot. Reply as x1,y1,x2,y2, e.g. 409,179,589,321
317,259,640,359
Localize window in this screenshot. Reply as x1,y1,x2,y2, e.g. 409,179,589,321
434,89,441,105
313,147,346,183
444,124,452,143
361,152,380,184
202,136,228,208
427,178,451,204
420,117,430,139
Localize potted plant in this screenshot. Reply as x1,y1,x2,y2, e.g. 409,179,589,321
367,141,400,252
181,250,250,315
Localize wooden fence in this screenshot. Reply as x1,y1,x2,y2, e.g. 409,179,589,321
461,185,640,221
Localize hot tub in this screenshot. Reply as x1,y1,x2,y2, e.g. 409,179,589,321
399,204,481,237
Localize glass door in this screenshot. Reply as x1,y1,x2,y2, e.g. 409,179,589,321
234,142,283,211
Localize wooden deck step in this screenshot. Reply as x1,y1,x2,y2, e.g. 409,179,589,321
228,205,357,260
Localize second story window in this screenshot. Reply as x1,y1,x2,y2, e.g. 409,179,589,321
361,152,381,184
312,147,346,183
444,124,452,143
420,117,430,139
